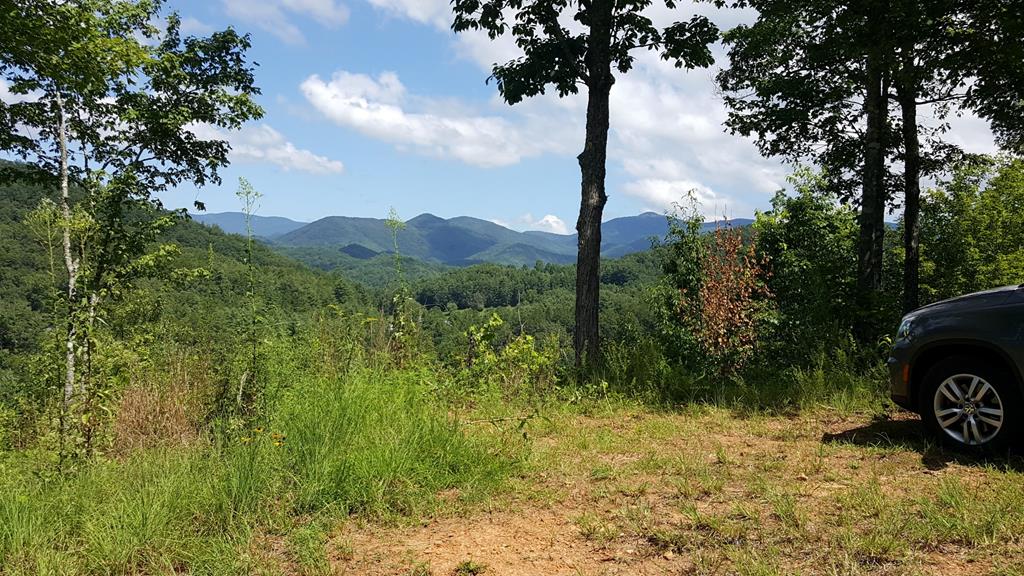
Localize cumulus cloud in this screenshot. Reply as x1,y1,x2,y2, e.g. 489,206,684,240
517,213,570,234
190,123,344,174
944,111,1001,156
178,16,215,36
623,178,743,220
366,0,451,29
300,70,574,167
493,213,571,234
436,5,786,215
606,48,787,216
534,214,570,234
221,0,349,44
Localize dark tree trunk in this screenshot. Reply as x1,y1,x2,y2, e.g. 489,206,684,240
899,48,921,314
856,23,888,325
574,0,614,370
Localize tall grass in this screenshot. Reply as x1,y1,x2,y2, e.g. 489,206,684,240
279,367,520,516
595,335,888,414
0,365,519,574
0,449,249,575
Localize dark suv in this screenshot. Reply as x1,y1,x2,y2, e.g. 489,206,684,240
889,285,1024,451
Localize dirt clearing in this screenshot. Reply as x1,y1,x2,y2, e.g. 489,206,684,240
331,407,1024,576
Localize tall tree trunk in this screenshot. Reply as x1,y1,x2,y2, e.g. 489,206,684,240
856,18,888,327
55,91,80,467
56,92,78,412
898,48,921,314
574,0,614,370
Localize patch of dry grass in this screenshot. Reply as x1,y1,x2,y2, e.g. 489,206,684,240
537,408,1024,574
335,405,1024,575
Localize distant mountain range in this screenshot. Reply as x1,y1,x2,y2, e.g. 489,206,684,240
190,212,309,238
193,211,754,266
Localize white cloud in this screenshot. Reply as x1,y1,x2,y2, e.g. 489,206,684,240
492,213,571,234
282,0,351,23
179,16,215,36
190,123,345,174
623,178,742,220
366,0,451,29
300,70,574,167
534,214,569,234
1,84,345,176
221,0,349,44
943,111,1000,156
437,5,785,216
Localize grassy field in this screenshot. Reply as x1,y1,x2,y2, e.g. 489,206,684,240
335,405,1024,576
4,376,1024,576
0,369,520,576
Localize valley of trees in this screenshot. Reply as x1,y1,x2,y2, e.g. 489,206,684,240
0,0,1023,573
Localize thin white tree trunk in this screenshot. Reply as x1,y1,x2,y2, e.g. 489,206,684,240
56,92,79,412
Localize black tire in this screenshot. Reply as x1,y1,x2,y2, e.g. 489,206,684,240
918,355,1021,453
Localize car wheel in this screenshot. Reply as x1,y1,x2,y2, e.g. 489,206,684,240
919,356,1020,452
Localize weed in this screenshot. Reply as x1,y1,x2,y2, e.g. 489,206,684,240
406,561,433,576
278,369,520,517
729,546,782,576
645,526,688,553
767,490,805,531
618,499,654,536
0,365,522,573
575,512,619,545
287,521,330,574
452,559,487,575
588,464,616,481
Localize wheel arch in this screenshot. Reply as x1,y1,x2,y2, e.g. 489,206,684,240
908,340,1024,411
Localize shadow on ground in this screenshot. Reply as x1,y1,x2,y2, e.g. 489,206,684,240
822,414,1024,472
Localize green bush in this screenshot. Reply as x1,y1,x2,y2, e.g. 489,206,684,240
753,169,860,364
456,313,561,398
918,157,1024,304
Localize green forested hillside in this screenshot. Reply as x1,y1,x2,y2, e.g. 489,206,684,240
272,212,578,265
214,209,755,269
0,171,666,386
0,175,366,368
0,180,52,357
273,246,450,287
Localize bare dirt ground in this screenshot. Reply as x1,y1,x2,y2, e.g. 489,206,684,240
329,408,1024,576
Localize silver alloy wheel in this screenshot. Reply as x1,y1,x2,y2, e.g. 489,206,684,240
933,373,1005,446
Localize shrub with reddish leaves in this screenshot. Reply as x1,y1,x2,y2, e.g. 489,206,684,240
686,225,772,375
666,217,774,377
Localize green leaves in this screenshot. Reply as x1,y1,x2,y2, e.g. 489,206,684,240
660,16,718,69
918,157,1024,303
452,0,717,101
1,0,263,193
752,168,860,360
716,1,869,201
952,0,1024,154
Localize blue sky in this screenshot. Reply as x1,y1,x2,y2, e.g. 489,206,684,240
158,0,998,233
